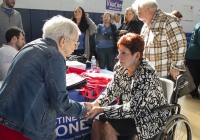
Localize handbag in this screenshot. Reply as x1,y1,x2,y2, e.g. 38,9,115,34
179,66,196,97
168,66,196,97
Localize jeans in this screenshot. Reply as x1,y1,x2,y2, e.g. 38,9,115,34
96,47,116,71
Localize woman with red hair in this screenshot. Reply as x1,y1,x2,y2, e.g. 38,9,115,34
85,33,170,140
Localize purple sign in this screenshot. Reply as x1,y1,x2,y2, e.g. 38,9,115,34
106,0,123,12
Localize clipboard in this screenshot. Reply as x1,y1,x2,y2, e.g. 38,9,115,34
66,73,87,90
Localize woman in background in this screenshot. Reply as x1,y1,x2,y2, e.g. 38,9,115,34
95,12,117,71
71,7,96,59
85,33,170,140
116,7,141,39
186,22,200,99
113,13,123,29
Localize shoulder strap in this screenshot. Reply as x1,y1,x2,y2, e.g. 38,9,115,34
110,24,117,43
110,24,116,35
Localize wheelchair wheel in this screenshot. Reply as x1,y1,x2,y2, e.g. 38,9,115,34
161,114,192,140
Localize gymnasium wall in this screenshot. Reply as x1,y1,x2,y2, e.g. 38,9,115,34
14,0,200,43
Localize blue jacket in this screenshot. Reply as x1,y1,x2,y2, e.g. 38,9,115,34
95,24,117,49
0,38,87,140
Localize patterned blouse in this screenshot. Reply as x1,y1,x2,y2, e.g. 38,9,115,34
96,59,170,139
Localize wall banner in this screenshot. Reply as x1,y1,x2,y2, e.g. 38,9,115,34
106,0,123,12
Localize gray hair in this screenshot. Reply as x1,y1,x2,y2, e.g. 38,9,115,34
42,15,80,42
132,0,158,13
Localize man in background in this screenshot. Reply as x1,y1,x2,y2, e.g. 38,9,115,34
0,27,25,80
0,0,23,47
186,22,200,99
132,0,187,80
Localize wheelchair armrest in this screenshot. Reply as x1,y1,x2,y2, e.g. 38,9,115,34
151,104,181,113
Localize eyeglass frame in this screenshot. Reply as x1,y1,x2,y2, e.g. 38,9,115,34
71,39,80,49
65,36,80,50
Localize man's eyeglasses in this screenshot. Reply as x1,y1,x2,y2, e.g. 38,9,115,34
71,39,80,49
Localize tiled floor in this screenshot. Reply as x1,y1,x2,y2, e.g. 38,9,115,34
178,95,200,140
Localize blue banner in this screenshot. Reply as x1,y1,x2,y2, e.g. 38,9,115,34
106,0,123,12
55,89,93,140
56,115,92,140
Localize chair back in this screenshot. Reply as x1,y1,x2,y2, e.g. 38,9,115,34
159,78,174,104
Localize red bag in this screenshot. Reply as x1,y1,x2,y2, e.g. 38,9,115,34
80,69,113,100
0,125,30,140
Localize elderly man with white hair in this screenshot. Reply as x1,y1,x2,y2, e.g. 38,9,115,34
132,0,187,80
0,15,90,140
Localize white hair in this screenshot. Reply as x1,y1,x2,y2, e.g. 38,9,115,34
42,15,80,42
132,0,158,13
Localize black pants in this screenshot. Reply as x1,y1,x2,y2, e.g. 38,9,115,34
72,49,84,56
186,59,200,97
96,47,116,71
99,114,138,136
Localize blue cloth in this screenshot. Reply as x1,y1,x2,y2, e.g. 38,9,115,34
0,38,87,140
77,32,85,50
96,24,115,48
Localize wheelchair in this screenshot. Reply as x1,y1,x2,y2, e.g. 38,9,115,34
119,74,192,140
153,74,192,140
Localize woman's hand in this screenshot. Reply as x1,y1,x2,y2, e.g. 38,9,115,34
119,30,128,35
84,102,93,111
84,106,104,120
